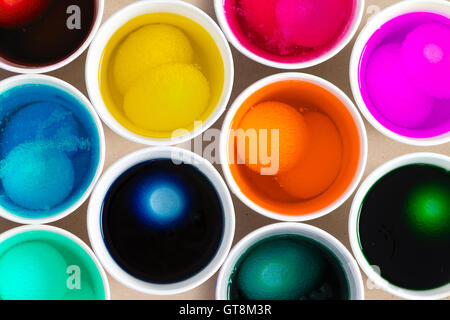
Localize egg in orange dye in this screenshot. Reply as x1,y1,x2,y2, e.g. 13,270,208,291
227,79,361,217
236,101,308,175
277,112,343,199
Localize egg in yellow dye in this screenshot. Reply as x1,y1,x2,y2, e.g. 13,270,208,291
99,13,225,139
113,24,194,94
124,63,210,131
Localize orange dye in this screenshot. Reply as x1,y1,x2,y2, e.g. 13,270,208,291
227,80,361,216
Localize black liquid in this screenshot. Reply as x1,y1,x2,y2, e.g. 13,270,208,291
0,0,96,66
229,235,350,300
101,160,224,284
359,164,450,290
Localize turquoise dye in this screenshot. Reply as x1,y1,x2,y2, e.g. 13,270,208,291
228,234,350,300
0,230,106,300
0,83,100,218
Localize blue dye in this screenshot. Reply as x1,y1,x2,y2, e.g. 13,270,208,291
0,84,101,218
132,173,191,228
1,102,79,157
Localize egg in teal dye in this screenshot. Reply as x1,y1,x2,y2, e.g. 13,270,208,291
236,238,326,300
0,230,107,300
0,83,101,219
0,241,67,300
229,235,350,300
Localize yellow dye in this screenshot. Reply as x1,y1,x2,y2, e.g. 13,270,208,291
99,13,225,139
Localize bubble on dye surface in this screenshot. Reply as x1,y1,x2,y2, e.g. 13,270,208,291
0,241,67,300
366,43,434,128
123,63,210,132
113,24,194,94
277,112,342,199
237,101,308,175
401,23,450,99
0,141,75,210
1,102,80,157
275,0,349,47
236,238,326,300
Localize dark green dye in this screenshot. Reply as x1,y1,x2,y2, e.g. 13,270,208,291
359,163,450,291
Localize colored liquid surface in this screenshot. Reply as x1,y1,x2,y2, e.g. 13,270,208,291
0,84,101,219
99,13,224,139
0,230,106,300
0,0,96,67
224,0,356,63
359,164,450,290
227,80,361,216
229,235,350,300
101,160,224,284
359,12,450,139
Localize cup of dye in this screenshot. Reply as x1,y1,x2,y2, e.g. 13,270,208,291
350,0,450,146
0,75,105,224
220,73,367,221
215,0,364,69
86,0,233,146
349,153,450,300
0,0,104,73
87,147,235,295
0,225,110,300
216,222,364,300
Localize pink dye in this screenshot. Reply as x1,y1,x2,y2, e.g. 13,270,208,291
224,0,355,63
276,0,349,48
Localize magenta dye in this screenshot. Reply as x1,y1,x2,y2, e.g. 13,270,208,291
359,12,450,139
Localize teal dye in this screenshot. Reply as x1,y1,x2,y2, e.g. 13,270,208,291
0,84,101,218
0,230,106,300
229,235,350,300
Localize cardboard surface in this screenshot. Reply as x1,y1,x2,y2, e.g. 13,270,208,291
0,0,448,300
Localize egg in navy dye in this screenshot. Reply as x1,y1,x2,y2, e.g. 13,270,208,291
101,159,225,284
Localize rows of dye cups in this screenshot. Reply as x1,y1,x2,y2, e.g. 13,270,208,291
0,0,448,300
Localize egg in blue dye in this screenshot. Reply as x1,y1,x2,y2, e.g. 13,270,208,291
1,142,75,210
132,173,191,228
0,83,101,219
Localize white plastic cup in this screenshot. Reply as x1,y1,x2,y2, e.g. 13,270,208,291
0,0,104,74
220,72,368,222
87,146,235,295
0,74,105,225
349,152,450,300
0,224,111,300
349,0,450,146
216,222,365,300
85,0,234,146
214,0,365,69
